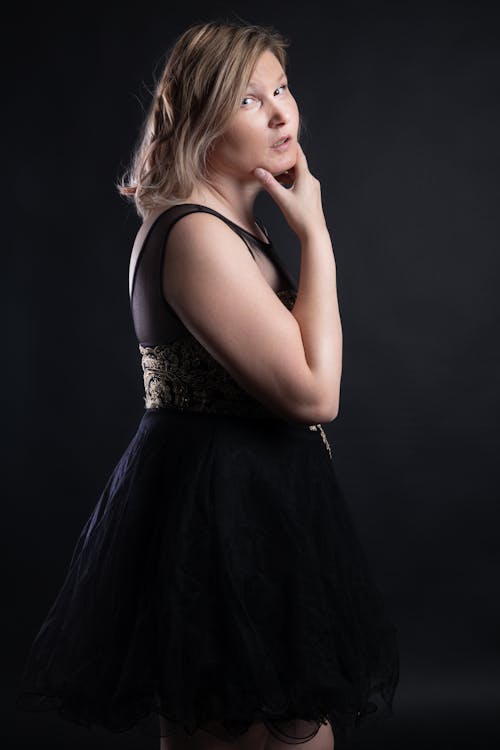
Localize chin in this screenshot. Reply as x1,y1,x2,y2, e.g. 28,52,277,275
270,160,295,177
270,146,297,175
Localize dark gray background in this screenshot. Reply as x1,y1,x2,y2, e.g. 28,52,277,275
4,0,500,747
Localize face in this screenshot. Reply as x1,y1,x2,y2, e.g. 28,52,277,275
208,49,299,182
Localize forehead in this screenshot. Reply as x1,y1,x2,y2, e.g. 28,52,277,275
247,49,285,87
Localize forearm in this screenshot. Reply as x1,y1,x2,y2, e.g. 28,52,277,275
291,225,343,415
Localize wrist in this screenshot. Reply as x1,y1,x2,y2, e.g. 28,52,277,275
298,221,330,244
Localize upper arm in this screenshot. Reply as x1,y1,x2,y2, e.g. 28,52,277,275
161,212,332,423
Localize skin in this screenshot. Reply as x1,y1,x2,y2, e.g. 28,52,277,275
187,48,300,233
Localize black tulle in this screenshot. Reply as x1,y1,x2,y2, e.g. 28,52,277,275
16,407,399,747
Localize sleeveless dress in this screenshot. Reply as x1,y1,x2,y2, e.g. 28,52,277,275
15,204,399,748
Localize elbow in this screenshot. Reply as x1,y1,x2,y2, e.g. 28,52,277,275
270,367,341,424
315,372,341,423
323,405,340,423
283,389,340,425
314,398,339,424
310,377,340,423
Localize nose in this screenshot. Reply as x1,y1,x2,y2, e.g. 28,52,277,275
268,97,290,127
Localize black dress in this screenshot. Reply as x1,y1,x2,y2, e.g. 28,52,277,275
15,204,399,747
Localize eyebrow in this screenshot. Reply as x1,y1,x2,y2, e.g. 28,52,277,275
247,73,286,90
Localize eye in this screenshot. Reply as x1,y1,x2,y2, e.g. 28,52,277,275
241,83,288,107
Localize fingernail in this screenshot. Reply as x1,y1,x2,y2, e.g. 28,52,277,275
254,168,266,179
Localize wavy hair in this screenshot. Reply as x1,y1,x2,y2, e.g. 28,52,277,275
117,20,296,219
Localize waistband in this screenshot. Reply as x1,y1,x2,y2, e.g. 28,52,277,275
142,404,332,460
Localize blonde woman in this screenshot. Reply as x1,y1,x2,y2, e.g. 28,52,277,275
16,19,399,750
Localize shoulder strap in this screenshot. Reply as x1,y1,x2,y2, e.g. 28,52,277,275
129,203,260,301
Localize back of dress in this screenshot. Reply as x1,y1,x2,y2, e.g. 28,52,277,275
129,203,298,417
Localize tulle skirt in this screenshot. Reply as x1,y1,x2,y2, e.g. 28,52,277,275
16,407,399,747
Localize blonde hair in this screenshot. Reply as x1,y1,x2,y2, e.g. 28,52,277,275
117,19,297,219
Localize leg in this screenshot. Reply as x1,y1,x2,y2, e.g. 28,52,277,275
160,715,270,750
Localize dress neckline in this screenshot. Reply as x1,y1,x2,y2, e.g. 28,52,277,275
174,203,272,247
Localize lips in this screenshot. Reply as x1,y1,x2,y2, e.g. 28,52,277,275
271,135,291,147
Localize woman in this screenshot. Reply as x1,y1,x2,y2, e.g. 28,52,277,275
16,20,399,750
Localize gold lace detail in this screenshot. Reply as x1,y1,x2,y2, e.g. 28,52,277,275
139,336,272,418
139,288,332,456
307,424,333,460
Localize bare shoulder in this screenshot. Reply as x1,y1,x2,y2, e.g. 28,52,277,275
162,210,268,319
163,209,253,276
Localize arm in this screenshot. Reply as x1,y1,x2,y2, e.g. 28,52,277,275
291,225,342,419
162,212,338,424
253,142,343,421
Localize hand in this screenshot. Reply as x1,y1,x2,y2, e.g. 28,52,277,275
253,142,326,240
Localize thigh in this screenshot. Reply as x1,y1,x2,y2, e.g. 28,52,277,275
160,716,269,750
264,720,334,750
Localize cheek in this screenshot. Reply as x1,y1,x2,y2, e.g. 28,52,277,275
227,125,263,159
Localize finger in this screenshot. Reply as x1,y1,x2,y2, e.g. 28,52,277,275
253,167,291,202
294,140,309,171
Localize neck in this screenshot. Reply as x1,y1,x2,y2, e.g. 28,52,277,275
186,174,262,233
